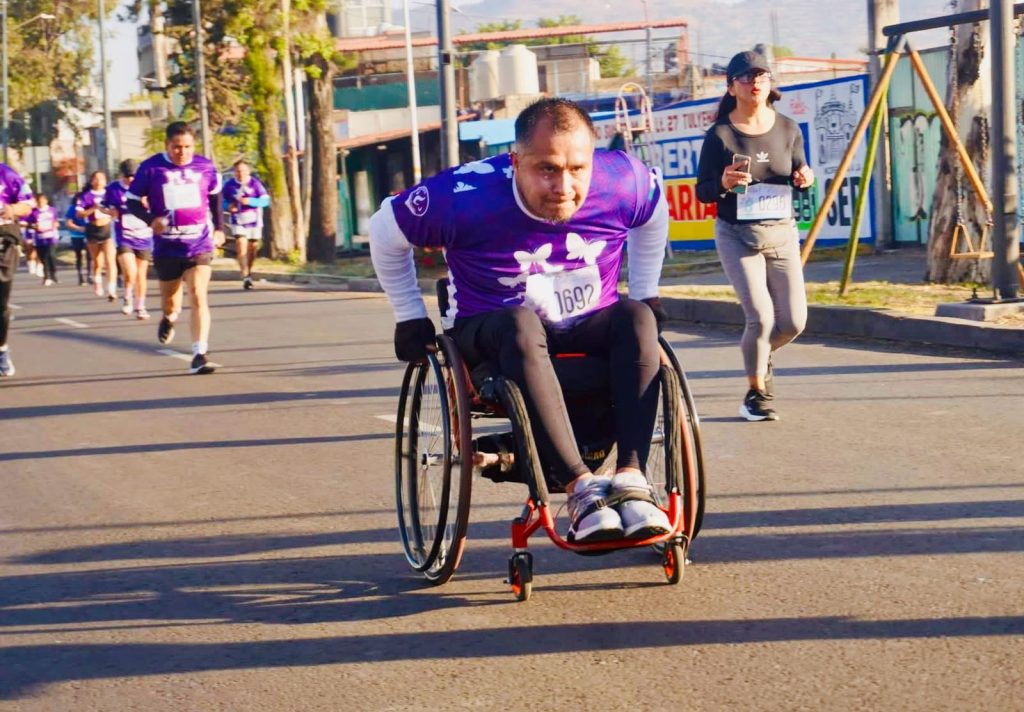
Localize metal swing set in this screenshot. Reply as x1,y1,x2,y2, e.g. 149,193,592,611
799,3,1024,295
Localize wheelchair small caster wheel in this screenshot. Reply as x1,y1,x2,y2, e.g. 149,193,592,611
507,552,533,601
663,542,685,585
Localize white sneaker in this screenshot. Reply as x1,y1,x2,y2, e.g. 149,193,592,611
610,471,672,539
121,300,132,315
566,475,623,543
43,278,54,286
135,307,151,320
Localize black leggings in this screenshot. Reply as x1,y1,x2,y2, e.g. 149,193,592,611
35,242,58,280
452,300,661,489
0,278,11,347
71,237,91,280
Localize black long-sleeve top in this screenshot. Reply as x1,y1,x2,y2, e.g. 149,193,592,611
695,112,808,224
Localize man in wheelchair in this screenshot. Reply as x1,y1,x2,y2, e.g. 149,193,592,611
370,97,671,543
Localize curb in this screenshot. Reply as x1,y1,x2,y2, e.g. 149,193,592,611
211,267,1024,357
660,297,1024,357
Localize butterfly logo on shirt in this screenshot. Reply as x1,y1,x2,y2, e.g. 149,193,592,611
565,232,606,266
454,160,496,176
497,242,560,289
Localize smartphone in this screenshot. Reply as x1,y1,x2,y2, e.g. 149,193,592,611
732,154,751,194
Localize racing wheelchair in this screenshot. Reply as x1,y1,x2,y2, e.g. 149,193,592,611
394,280,706,601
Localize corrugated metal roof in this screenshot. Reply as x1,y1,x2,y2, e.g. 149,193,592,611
336,19,688,53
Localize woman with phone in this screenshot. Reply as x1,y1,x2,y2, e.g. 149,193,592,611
695,50,815,422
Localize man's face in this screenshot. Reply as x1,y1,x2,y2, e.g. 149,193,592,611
234,163,251,183
166,133,195,166
511,120,595,224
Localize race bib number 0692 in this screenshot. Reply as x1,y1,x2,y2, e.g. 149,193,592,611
524,265,601,324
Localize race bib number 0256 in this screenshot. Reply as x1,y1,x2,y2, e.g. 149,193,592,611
525,265,601,324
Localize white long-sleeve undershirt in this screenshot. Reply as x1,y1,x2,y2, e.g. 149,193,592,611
368,197,427,323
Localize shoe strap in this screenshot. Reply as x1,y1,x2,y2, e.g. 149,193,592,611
604,490,658,508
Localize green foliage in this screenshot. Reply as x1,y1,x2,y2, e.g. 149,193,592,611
4,3,102,146
771,45,795,58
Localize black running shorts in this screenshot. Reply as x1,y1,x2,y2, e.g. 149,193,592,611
154,252,213,282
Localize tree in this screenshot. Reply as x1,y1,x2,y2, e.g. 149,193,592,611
5,2,103,151
227,0,296,258
925,2,989,284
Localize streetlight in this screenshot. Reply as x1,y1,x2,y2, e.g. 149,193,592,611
2,7,56,163
402,0,421,183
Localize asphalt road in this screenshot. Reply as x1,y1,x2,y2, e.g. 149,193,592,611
2,274,1023,711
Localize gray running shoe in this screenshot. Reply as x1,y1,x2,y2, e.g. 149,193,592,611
739,388,778,421
0,350,14,377
609,471,671,539
566,476,622,543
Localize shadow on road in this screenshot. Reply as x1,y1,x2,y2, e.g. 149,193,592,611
1,613,1021,699
0,388,399,420
0,433,392,464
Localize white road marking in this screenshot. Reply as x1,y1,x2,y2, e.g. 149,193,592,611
55,317,89,329
156,349,223,368
9,303,21,310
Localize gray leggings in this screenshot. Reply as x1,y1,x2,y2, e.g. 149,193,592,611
714,219,807,380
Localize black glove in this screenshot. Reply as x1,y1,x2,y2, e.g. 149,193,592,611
394,317,437,362
643,297,667,334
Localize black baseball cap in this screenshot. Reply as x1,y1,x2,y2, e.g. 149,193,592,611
726,51,771,81
119,159,138,177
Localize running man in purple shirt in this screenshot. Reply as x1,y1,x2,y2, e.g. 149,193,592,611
370,98,672,543
127,121,224,374
104,159,155,319
29,194,60,285
222,159,270,290
0,162,37,377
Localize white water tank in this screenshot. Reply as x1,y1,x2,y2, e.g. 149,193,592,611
498,44,539,97
469,50,501,102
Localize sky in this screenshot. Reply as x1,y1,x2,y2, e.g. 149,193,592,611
103,0,955,109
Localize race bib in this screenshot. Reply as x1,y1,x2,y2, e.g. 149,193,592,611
524,265,601,324
736,183,793,221
162,182,202,212
122,213,151,231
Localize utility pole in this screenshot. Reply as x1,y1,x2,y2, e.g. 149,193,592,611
867,0,898,250
281,0,306,259
98,0,115,174
192,0,211,161
989,0,1020,299
2,0,8,164
642,0,652,98
403,0,421,183
151,11,171,122
436,0,458,169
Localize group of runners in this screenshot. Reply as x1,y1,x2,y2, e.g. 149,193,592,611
0,121,270,378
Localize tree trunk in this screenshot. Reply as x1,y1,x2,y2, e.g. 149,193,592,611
307,52,338,263
247,46,295,258
925,0,990,284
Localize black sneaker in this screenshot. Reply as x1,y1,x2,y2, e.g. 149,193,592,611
764,354,775,398
243,276,254,290
157,317,175,344
189,353,216,375
739,388,778,421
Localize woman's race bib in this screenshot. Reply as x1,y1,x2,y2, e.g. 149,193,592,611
524,265,601,325
737,183,793,221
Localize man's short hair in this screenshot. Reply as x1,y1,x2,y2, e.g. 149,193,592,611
233,159,249,169
514,97,595,149
165,121,194,142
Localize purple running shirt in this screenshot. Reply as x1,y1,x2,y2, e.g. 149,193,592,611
389,150,662,327
30,206,59,244
0,164,34,226
103,179,154,251
128,153,222,259
222,176,268,229
76,189,110,225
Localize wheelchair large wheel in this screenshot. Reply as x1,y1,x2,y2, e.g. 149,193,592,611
395,338,473,585
645,364,684,519
659,336,707,540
